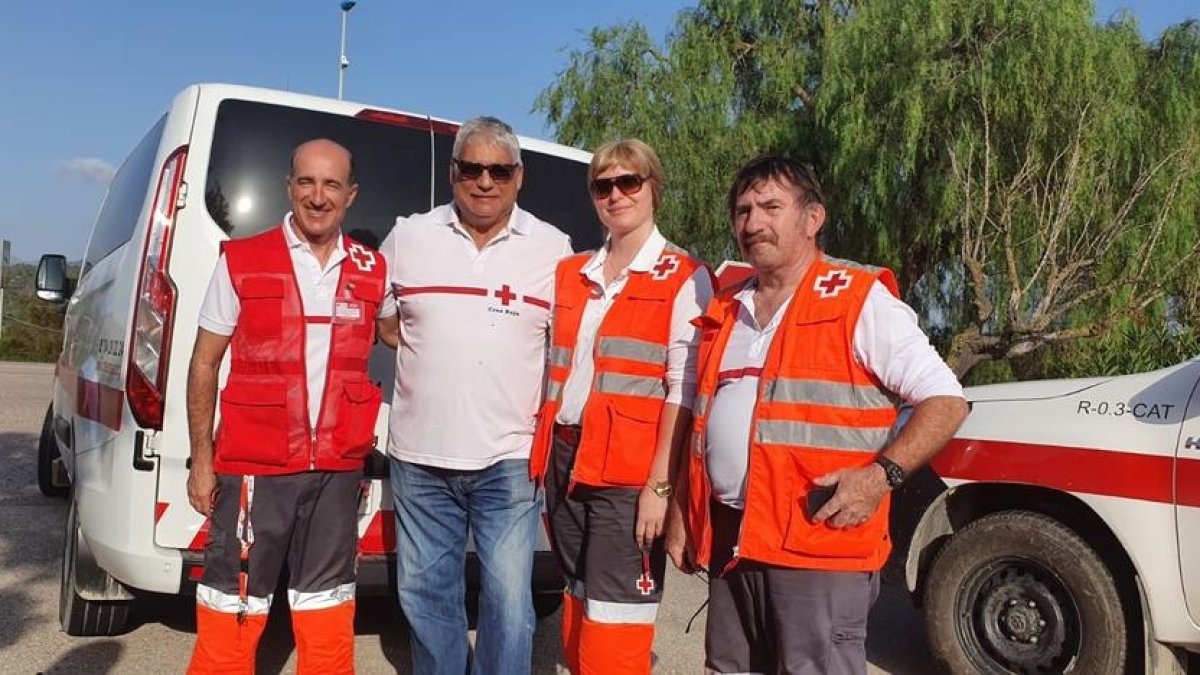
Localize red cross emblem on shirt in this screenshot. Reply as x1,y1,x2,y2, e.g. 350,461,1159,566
636,572,656,596
494,284,518,306
814,270,852,298
347,242,377,273
650,254,680,281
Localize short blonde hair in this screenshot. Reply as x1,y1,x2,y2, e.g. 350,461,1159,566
589,139,664,210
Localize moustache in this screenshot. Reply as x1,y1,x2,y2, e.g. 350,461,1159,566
740,233,775,248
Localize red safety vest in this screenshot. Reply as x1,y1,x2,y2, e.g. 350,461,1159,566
214,225,386,476
530,245,706,488
684,255,901,572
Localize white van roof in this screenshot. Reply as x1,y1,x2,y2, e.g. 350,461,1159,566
180,82,592,163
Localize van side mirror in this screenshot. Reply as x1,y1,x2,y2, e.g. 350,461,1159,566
36,254,70,303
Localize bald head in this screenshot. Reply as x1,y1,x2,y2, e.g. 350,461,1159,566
286,138,359,246
290,139,356,186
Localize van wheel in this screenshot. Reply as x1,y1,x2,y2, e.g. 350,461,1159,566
924,510,1125,674
38,404,68,498
60,495,132,636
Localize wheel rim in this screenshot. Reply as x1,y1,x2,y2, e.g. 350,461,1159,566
954,555,1081,674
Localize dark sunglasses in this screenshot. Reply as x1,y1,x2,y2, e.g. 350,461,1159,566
453,159,520,183
589,174,646,199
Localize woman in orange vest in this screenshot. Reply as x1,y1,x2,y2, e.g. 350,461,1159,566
530,139,713,674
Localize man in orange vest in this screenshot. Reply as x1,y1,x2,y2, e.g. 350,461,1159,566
667,155,969,674
185,139,387,674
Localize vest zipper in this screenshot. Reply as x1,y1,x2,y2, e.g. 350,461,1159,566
724,314,773,577
309,261,349,471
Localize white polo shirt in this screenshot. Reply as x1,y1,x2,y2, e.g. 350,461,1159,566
705,279,965,508
198,215,385,428
556,228,713,424
377,203,573,470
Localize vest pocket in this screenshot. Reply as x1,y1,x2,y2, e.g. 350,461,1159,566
780,456,886,559
790,315,848,373
334,379,382,459
238,276,286,338
600,401,661,486
217,380,289,465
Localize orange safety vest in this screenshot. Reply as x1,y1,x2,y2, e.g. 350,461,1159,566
530,245,705,488
684,255,901,573
215,225,386,476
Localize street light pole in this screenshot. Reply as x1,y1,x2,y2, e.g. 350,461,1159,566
337,1,357,100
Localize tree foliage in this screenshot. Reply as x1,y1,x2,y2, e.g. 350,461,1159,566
0,263,65,362
537,0,1200,381
819,0,1200,377
537,0,836,262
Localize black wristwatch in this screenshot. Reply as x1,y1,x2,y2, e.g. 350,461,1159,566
874,455,906,488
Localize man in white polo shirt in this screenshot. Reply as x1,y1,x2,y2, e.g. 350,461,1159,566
670,155,968,675
375,117,572,675
186,139,386,673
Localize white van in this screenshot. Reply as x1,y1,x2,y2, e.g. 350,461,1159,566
34,83,604,636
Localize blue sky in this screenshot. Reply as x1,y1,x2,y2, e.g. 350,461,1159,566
0,0,1193,263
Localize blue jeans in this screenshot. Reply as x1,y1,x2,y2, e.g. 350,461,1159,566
391,457,542,675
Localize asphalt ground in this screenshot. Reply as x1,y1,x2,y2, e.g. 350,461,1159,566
0,361,934,673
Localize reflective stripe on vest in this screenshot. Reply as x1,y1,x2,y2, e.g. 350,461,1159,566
597,337,668,364
549,346,573,369
594,372,666,399
546,379,564,403
695,393,710,419
756,420,891,453
762,378,896,409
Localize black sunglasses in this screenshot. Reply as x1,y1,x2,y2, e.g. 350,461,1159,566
453,159,520,183
589,174,646,199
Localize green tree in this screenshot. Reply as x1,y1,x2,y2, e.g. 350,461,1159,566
539,1,1200,381
819,0,1200,378
537,0,837,262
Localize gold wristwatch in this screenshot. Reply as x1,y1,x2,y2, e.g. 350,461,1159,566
647,479,673,498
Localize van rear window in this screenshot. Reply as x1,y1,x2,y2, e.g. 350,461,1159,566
83,115,167,273
205,100,431,248
205,100,603,252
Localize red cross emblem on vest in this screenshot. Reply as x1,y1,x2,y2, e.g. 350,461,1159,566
494,284,517,306
650,254,680,281
814,270,851,298
347,242,377,273
635,571,656,596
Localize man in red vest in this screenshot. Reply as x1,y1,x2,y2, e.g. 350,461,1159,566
668,155,969,674
185,139,387,674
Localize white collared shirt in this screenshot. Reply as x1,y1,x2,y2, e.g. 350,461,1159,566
198,214,364,428
705,279,965,508
555,228,714,425
377,202,573,470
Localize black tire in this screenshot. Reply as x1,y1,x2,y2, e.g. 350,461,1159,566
924,510,1126,675
60,495,132,636
37,403,68,498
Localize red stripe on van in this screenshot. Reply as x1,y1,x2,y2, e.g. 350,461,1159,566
358,510,395,555
155,502,169,523
58,366,123,432
188,519,211,552
1178,459,1200,508
933,438,1200,507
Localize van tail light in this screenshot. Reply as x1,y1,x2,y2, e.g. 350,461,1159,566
127,146,188,430
355,108,460,135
